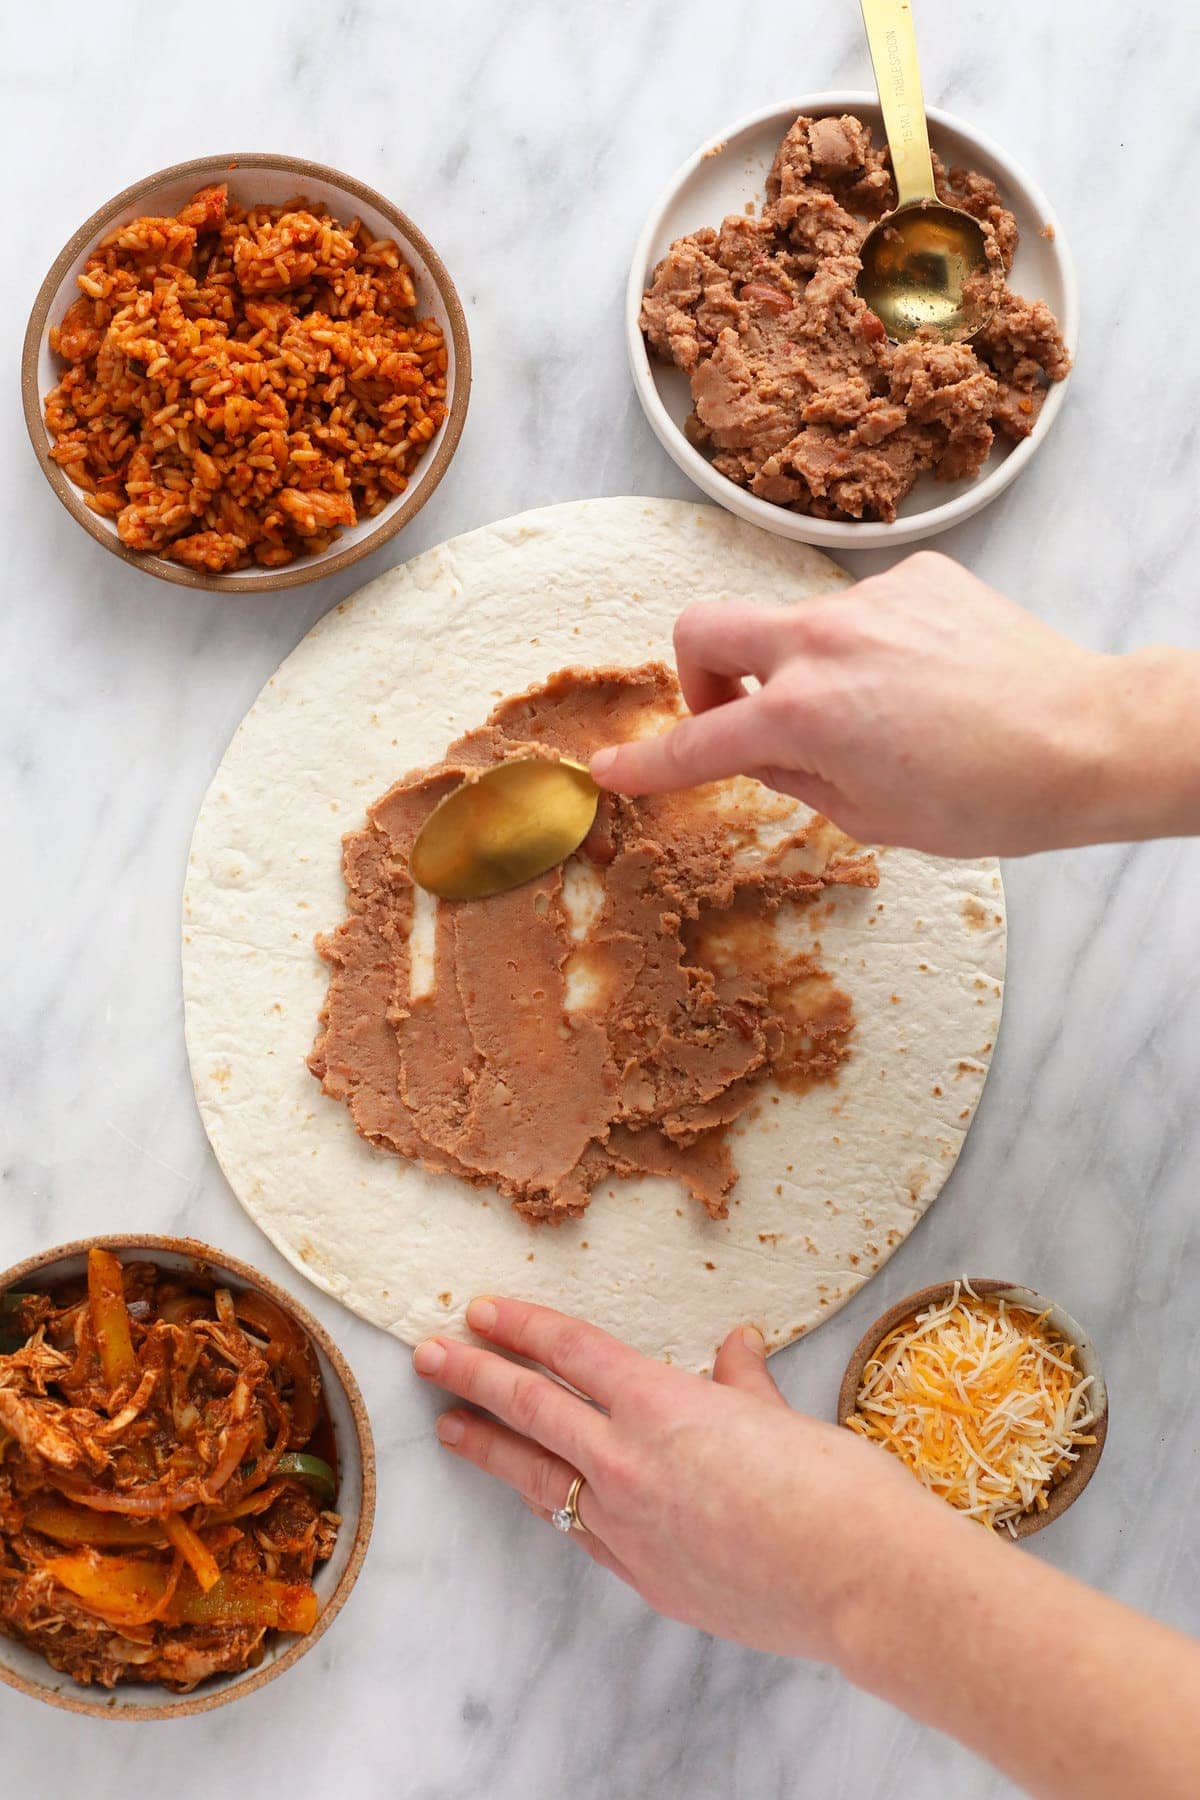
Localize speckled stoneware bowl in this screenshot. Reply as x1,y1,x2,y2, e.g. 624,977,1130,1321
627,95,1078,550
22,153,471,593
837,1278,1107,1539
0,1235,375,1719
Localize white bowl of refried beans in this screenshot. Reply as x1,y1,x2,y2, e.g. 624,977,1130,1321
627,96,1077,549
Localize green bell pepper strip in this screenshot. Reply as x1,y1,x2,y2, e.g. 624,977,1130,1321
274,1452,336,1504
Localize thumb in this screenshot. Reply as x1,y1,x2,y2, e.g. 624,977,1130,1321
590,694,767,795
712,1325,787,1404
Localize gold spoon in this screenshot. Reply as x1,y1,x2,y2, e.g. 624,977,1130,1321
409,756,600,901
856,0,999,343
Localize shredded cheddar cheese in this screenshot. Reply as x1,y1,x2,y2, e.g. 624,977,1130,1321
847,1281,1097,1535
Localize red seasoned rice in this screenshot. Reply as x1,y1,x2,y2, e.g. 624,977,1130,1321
44,184,449,573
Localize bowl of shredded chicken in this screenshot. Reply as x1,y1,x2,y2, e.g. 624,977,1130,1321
837,1278,1106,1538
0,1237,374,1717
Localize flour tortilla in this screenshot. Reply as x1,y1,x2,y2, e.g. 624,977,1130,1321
183,498,1005,1371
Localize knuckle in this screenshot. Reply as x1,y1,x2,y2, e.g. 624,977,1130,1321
671,604,705,660
470,1422,496,1472
594,1418,647,1489
612,1365,658,1416
656,719,694,779
508,1306,589,1376
904,548,950,580
672,600,722,658
451,1347,486,1401
548,1319,588,1374
791,598,846,650
759,673,806,728
501,1305,535,1356
508,1373,548,1439
529,1456,563,1512
594,1445,635,1494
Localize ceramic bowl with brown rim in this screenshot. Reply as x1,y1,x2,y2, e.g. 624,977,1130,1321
837,1278,1108,1539
0,1234,376,1719
22,153,471,593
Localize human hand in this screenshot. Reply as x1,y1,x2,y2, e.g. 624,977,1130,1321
414,1298,1200,1799
413,1297,946,1664
589,552,1194,858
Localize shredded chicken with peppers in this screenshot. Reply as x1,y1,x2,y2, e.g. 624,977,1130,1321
0,1250,339,1690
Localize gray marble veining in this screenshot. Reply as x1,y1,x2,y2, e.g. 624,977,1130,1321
2,2,1198,1794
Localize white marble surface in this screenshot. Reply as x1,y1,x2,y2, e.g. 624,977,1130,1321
2,1,1198,1792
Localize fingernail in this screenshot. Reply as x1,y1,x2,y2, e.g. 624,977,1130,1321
413,1339,447,1376
590,748,618,782
437,1412,465,1446
741,1325,766,1357
467,1297,498,1334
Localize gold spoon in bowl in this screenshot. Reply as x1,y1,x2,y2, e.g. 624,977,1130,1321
409,756,600,901
856,0,1000,343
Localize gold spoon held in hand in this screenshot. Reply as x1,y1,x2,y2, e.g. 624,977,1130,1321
856,0,999,343
409,756,600,901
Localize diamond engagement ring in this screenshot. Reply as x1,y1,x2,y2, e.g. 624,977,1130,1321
552,1473,587,1534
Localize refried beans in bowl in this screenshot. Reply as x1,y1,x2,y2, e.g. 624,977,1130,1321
628,98,1075,545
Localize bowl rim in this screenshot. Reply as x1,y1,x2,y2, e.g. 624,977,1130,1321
625,93,1080,550
0,1232,377,1719
21,151,472,594
836,1276,1108,1540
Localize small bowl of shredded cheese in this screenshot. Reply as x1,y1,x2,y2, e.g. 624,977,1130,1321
837,1278,1107,1538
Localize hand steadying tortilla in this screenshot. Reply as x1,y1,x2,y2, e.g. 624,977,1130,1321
417,557,1200,1800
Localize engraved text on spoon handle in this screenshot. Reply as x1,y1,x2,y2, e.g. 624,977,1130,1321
859,0,937,207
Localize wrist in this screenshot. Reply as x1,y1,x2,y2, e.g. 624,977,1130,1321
816,1442,979,1684
827,1484,1013,1706
1068,648,1200,845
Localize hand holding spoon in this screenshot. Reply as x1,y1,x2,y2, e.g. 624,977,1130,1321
409,756,600,901
856,0,1000,342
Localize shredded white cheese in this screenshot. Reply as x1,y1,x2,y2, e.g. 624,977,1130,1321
847,1280,1097,1535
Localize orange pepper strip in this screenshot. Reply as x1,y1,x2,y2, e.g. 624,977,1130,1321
166,1568,318,1633
43,1550,181,1628
87,1248,136,1389
233,1291,320,1442
161,1513,221,1593
208,1480,286,1524
26,1500,166,1549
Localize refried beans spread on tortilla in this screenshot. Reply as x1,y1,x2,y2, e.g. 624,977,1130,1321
309,664,877,1223
640,113,1070,523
